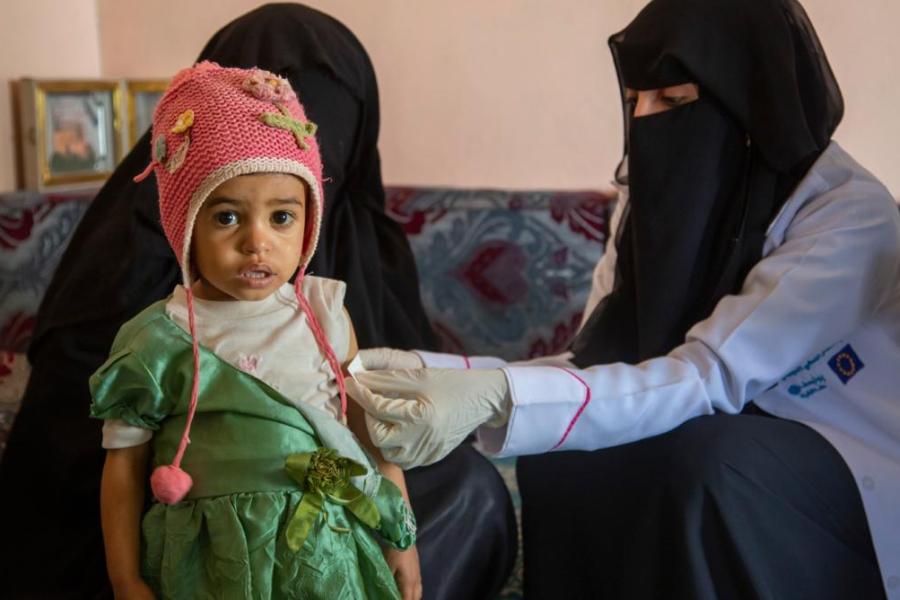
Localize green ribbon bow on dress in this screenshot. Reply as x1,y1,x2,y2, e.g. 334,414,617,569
283,448,381,552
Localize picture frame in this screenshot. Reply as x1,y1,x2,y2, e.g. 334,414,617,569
17,79,124,192
126,79,168,148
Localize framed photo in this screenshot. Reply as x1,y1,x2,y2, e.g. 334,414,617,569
126,79,168,148
17,79,124,191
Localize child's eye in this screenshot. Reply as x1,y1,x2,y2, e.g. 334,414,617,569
272,211,295,226
214,211,238,226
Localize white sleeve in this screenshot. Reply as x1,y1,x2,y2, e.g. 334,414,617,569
580,190,625,328
102,419,153,449
482,177,900,457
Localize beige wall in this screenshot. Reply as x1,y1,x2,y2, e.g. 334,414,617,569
3,1,899,195
95,0,645,190
0,0,102,191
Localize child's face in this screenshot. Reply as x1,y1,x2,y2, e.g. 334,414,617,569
192,173,308,301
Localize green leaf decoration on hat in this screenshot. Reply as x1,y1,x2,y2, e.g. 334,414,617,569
153,135,167,163
260,104,317,151
166,134,190,174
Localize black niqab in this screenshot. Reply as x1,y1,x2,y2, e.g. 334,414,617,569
571,0,843,366
195,4,436,349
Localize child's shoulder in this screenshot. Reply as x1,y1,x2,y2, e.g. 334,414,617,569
296,276,348,314
302,275,346,297
109,297,186,355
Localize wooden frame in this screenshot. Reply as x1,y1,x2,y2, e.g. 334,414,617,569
126,79,168,148
17,79,124,191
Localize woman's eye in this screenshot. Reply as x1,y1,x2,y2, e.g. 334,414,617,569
662,95,690,107
214,211,237,226
272,211,295,226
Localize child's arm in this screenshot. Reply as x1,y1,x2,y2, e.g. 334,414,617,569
343,311,410,500
343,310,422,600
100,443,156,599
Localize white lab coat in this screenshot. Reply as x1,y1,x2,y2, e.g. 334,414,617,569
419,141,900,597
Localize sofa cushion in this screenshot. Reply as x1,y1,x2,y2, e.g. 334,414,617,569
0,191,93,352
387,187,614,360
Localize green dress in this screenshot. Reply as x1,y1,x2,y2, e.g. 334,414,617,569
90,300,415,600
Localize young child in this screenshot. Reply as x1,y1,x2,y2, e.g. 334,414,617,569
90,62,420,599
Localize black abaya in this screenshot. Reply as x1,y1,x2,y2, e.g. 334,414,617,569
0,5,515,599
519,411,884,599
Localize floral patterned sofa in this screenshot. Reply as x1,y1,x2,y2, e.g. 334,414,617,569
386,187,612,360
0,185,614,598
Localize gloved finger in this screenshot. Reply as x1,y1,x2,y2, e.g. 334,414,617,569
382,427,442,469
513,350,576,369
346,377,419,421
358,348,393,370
365,418,422,470
354,368,431,396
381,445,418,470
365,412,400,448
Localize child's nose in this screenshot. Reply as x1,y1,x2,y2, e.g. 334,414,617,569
241,223,271,255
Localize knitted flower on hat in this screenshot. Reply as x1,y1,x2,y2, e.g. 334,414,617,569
136,60,324,288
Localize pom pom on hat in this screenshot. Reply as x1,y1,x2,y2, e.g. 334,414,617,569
150,464,194,504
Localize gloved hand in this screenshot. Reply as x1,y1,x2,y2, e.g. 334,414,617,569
346,368,511,468
358,348,425,371
513,351,576,369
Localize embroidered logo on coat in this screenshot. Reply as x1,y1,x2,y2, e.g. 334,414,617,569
828,344,864,384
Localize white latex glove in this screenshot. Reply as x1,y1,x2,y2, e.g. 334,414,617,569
346,368,511,468
512,351,576,369
358,348,425,371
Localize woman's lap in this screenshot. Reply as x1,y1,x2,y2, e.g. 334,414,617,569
407,443,518,600
517,411,884,599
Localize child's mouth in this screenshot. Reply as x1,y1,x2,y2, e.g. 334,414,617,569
239,265,275,288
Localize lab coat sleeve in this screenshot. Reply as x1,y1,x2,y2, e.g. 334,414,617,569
481,174,900,457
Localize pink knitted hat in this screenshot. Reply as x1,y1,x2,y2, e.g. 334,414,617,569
137,60,324,282
135,62,346,504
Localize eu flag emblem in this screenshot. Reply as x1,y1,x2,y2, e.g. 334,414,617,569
828,344,864,384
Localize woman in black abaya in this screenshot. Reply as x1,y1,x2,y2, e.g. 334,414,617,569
0,5,515,599
520,1,886,596
349,0,895,598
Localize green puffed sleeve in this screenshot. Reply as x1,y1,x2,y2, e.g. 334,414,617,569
372,477,417,550
89,348,172,431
